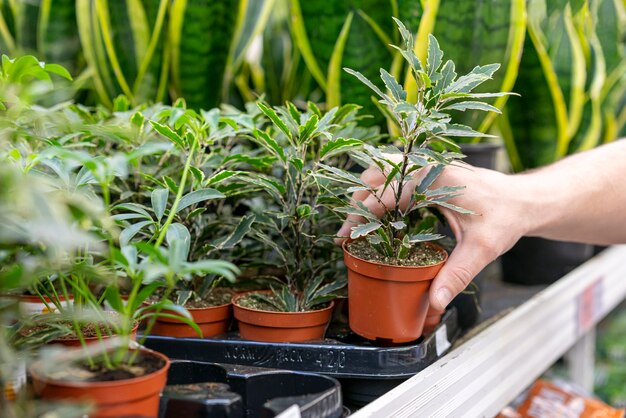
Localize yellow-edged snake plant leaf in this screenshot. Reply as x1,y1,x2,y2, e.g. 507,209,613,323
295,0,394,125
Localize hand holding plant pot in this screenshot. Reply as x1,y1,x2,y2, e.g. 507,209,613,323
323,19,510,343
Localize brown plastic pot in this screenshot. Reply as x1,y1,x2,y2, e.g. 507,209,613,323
19,294,73,316
232,292,334,342
342,241,448,343
149,303,232,338
30,349,170,418
49,323,139,347
422,307,444,335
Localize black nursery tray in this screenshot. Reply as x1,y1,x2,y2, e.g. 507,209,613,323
147,307,458,405
160,360,343,418
146,308,458,379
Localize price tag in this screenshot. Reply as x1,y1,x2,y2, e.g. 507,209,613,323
435,324,451,356
577,278,603,335
276,405,302,418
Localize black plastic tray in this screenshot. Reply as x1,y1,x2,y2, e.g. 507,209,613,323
146,308,459,380
160,360,343,418
148,308,459,406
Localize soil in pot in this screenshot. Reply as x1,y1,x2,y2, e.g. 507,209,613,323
343,240,448,344
233,292,334,343
17,312,139,347
30,349,170,418
149,289,233,338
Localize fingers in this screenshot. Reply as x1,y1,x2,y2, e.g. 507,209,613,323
429,237,496,310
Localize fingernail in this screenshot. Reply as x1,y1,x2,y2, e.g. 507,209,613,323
435,287,453,309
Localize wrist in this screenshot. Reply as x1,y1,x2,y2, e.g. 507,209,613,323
510,169,562,239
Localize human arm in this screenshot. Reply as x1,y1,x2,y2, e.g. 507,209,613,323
338,140,626,311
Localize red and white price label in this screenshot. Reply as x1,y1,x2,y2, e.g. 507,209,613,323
577,278,603,335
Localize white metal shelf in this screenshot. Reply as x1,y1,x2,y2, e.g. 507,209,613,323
351,245,626,418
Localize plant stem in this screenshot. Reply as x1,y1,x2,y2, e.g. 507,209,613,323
130,282,174,365
101,183,116,268
154,140,198,247
58,274,95,368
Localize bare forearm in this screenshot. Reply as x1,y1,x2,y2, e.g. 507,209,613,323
517,140,626,245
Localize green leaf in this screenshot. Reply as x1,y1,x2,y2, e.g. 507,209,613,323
298,114,319,143
332,103,361,124
380,69,406,101
133,282,163,312
434,200,475,215
333,205,379,222
204,170,240,187
417,165,444,193
350,221,382,239
318,163,368,187
426,185,465,197
214,214,255,250
408,233,445,243
252,128,287,162
436,60,457,94
443,101,501,113
164,176,179,194
320,137,363,160
391,221,406,230
189,167,205,185
120,220,153,246
308,101,322,118
440,124,495,138
185,260,239,281
166,223,191,247
104,287,124,313
149,121,184,149
43,63,72,80
290,158,304,172
151,188,169,222
344,68,388,100
427,34,443,77
176,189,225,213
392,17,413,48
257,102,292,140
444,64,500,94
113,203,152,219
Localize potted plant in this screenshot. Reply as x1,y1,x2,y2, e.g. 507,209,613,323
108,102,253,338
3,95,238,416
231,100,373,342
322,19,508,343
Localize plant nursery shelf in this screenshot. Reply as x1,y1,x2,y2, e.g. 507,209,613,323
350,245,626,418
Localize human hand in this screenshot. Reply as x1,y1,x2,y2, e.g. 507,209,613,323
337,163,530,311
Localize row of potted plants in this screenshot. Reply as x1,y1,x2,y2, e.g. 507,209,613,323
1,22,507,417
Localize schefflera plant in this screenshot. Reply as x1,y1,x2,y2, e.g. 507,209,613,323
244,101,365,311
320,19,512,343
232,100,372,342
326,19,511,261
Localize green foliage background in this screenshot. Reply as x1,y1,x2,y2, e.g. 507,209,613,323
0,0,625,169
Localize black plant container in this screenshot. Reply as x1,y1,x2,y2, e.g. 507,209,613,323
146,308,460,406
160,361,343,418
460,142,501,169
501,237,594,285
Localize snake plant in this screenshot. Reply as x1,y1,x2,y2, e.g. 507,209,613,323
502,0,626,172
288,0,526,133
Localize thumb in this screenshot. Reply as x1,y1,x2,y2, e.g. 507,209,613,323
429,239,495,311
